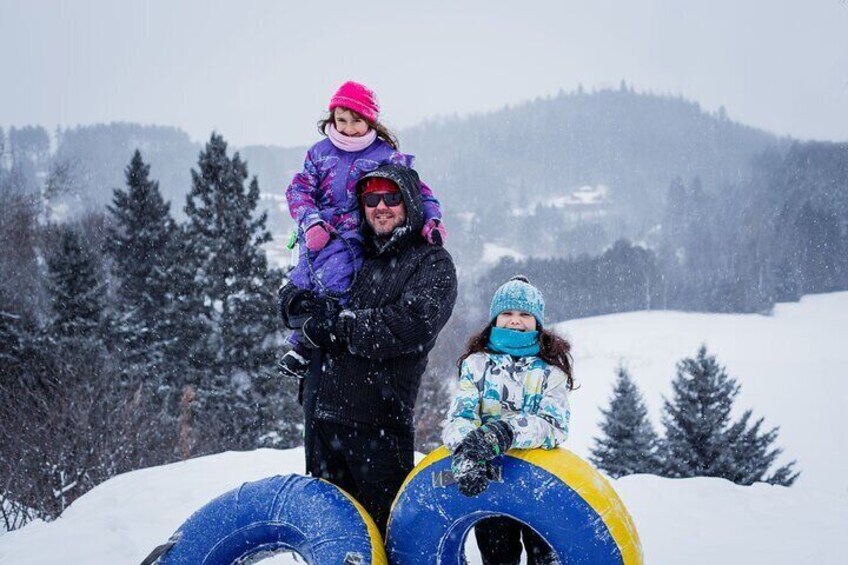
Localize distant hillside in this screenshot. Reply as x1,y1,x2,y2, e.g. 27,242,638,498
406,87,781,211
54,123,200,213
8,88,788,261
400,87,784,259
242,88,787,263
237,144,307,238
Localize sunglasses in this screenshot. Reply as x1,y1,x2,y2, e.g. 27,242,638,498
361,192,404,208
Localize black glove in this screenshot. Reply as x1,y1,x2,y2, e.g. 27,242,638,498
457,421,515,464
279,287,338,330
451,449,491,497
278,288,310,329
301,312,339,350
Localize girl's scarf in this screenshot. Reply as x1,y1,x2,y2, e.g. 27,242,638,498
325,123,377,152
487,326,540,357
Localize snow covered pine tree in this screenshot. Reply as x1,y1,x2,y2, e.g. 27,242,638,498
590,364,663,477
661,345,799,485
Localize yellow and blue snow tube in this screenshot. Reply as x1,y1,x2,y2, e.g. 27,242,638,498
386,446,642,564
149,474,386,565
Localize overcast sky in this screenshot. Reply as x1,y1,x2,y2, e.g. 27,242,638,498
1,0,846,148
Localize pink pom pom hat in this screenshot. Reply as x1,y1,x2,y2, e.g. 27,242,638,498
328,80,380,123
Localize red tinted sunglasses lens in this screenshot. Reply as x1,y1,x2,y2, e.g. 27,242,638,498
362,192,403,207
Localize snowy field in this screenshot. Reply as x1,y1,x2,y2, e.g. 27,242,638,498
2,292,847,564
559,291,848,493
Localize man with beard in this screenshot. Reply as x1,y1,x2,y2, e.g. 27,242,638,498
277,163,457,534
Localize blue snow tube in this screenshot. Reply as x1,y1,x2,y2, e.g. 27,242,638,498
385,447,643,565
148,474,386,565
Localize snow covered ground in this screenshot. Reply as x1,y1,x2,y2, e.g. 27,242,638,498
559,291,848,494
2,293,847,564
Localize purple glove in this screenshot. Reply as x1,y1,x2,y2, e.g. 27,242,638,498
305,223,331,252
422,218,446,246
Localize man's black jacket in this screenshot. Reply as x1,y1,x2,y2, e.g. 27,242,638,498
280,165,458,432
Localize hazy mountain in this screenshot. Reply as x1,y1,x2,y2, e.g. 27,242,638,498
11,88,790,262
400,87,785,259
242,87,788,263
53,123,200,214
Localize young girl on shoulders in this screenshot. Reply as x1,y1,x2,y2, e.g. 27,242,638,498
442,275,574,565
280,81,446,377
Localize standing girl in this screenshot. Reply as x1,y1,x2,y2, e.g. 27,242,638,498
280,80,446,377
442,275,574,565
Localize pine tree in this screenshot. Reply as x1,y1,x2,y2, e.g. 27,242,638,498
660,345,799,485
184,133,275,372
662,346,738,478
722,410,799,486
161,228,213,378
47,227,103,339
181,132,287,450
590,365,662,477
105,150,177,378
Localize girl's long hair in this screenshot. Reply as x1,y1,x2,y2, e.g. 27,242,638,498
317,108,400,150
457,324,575,390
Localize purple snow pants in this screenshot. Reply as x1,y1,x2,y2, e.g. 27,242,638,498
286,234,363,348
289,234,363,298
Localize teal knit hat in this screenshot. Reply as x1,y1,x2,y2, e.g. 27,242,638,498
489,275,545,326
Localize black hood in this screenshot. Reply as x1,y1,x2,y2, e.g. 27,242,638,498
356,164,424,254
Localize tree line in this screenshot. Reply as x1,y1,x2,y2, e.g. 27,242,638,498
478,140,848,320
1,132,300,529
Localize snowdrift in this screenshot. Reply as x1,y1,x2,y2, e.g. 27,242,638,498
3,293,848,563
1,448,845,564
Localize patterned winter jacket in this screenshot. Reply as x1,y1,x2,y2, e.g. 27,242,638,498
286,138,441,237
442,351,571,452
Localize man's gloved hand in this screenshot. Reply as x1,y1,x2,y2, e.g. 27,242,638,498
287,290,315,314
421,218,446,246
457,421,515,463
294,294,337,317
304,223,331,252
281,290,339,330
301,312,339,350
278,288,311,329
451,449,491,497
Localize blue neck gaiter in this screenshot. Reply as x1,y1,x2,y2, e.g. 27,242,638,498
487,326,540,357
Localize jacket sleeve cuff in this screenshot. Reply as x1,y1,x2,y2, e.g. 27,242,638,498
303,216,324,231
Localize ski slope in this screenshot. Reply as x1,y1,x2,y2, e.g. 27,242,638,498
2,293,847,564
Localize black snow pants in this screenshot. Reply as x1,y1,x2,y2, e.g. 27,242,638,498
475,516,558,565
306,419,414,537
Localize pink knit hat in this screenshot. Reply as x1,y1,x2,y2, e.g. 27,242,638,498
329,81,380,123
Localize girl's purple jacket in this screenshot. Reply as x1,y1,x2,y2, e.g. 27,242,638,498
286,137,442,296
